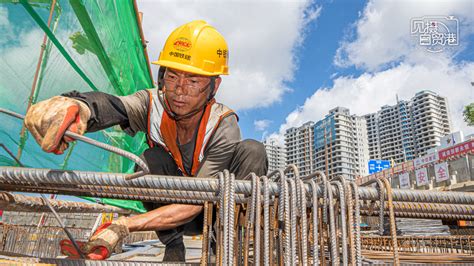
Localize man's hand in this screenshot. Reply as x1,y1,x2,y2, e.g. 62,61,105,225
60,217,129,260
25,96,91,154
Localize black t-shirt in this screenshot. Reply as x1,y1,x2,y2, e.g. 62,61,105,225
178,139,195,175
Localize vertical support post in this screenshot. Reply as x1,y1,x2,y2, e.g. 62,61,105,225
17,0,57,160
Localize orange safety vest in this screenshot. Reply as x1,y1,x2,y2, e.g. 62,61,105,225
146,90,236,176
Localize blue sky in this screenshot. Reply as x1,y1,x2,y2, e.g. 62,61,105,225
238,0,368,141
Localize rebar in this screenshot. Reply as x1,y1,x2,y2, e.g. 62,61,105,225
380,177,399,265
288,178,298,265
0,192,131,214
363,179,385,236
350,181,362,266
309,179,319,266
2,165,474,264
282,175,291,266
326,180,339,265
227,171,236,266
360,201,474,216
3,167,474,205
332,180,348,266
261,176,270,266
297,178,308,266
200,201,210,265
254,174,261,266
335,176,355,266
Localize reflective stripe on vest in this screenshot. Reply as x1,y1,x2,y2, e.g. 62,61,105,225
147,90,235,176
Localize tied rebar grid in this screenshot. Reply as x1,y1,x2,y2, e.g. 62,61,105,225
1,166,474,265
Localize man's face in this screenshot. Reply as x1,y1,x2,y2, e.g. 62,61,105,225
163,68,220,117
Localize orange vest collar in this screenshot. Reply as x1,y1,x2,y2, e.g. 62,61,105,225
160,99,216,176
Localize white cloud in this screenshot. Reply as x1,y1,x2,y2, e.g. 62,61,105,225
0,6,13,46
0,7,9,27
254,119,272,131
137,0,321,110
0,29,43,110
334,0,474,71
279,61,474,133
277,0,474,140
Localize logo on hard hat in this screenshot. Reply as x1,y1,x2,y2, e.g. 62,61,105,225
173,37,192,52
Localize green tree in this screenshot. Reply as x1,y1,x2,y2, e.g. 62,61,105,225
464,103,474,126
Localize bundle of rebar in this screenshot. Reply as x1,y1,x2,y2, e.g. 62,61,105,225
0,191,132,214
1,165,474,265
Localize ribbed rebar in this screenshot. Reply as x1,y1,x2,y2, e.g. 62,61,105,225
326,181,339,265
217,172,224,266
363,179,385,236
243,173,255,266
360,201,474,216
0,191,131,214
276,170,286,265
298,179,308,266
288,179,298,265
380,177,399,265
332,181,348,266
4,174,474,221
261,176,270,266
228,171,236,266
200,201,210,265
3,167,474,206
345,183,356,266
350,181,362,266
309,180,319,266
283,176,291,266
335,176,355,265
3,163,474,264
360,210,474,220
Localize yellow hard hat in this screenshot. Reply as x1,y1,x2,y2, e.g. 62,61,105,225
152,20,229,76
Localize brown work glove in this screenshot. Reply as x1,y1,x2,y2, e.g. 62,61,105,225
60,217,130,260
24,96,91,155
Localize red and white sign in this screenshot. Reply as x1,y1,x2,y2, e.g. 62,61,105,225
414,152,439,168
438,139,474,161
399,173,410,189
434,162,450,182
415,168,429,186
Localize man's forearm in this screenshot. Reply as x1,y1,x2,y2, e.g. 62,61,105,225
62,90,130,132
126,204,203,232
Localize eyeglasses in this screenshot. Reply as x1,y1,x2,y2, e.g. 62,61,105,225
163,71,210,97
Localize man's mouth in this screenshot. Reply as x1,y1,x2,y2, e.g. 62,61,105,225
172,99,186,107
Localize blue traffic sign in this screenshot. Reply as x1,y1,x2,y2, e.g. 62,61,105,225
368,160,391,174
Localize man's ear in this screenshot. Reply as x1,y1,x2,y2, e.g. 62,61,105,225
212,76,222,95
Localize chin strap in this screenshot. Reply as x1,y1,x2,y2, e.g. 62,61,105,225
157,67,217,121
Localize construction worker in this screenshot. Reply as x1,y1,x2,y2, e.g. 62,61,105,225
24,20,268,261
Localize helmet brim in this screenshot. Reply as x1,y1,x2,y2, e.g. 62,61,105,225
152,60,228,76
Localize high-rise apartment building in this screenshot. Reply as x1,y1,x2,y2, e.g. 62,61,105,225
411,91,451,155
283,91,451,177
364,113,381,160
285,121,314,177
313,107,369,180
263,137,287,174
365,90,451,163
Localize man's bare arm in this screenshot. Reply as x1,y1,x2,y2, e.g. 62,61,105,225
125,204,203,232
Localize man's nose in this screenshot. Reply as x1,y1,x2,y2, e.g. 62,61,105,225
174,78,187,95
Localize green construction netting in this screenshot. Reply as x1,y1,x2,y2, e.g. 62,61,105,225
0,0,154,213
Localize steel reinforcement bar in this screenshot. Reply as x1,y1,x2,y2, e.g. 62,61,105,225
0,191,132,214
1,167,474,205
